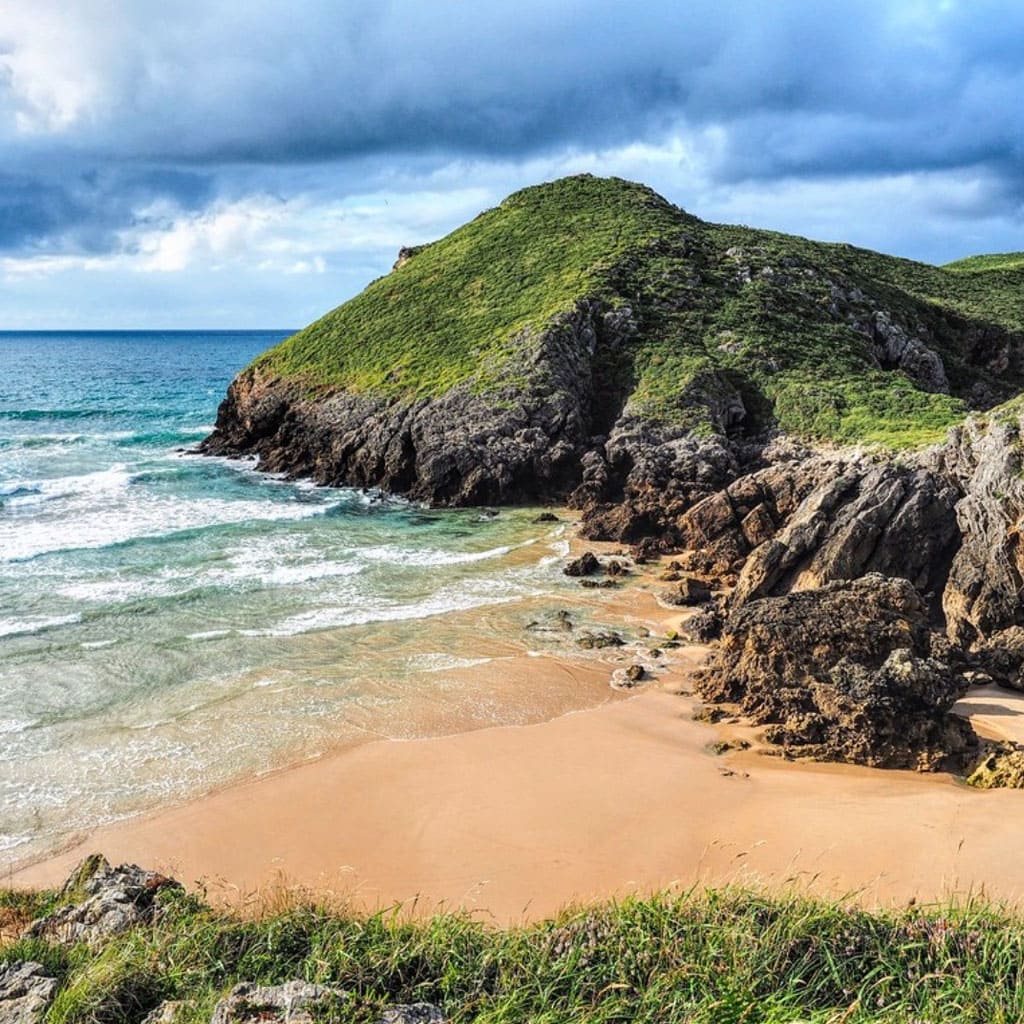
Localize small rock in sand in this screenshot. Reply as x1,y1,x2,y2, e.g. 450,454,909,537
563,552,600,577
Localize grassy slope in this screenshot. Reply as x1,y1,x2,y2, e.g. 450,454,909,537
256,177,689,397
946,253,1024,274
254,175,1023,449
5,886,1024,1024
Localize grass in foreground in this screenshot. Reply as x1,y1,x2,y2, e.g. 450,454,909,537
5,884,1024,1023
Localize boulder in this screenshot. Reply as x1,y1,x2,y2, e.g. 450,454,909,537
210,982,346,1024
967,745,1024,788
24,854,181,947
661,575,712,606
694,575,978,770
142,1003,186,1024
682,604,724,643
575,630,624,649
0,963,57,1024
563,552,600,577
611,663,649,690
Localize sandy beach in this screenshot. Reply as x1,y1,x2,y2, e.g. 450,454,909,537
11,577,1024,922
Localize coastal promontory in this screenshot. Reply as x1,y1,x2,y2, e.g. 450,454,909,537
204,173,1024,771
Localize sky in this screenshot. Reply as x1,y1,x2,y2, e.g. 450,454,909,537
0,0,1022,328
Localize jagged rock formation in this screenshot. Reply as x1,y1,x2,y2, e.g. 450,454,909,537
693,575,977,770
641,406,1024,656
939,409,1024,646
24,854,180,947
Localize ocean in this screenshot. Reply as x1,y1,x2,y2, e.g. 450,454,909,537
0,331,605,868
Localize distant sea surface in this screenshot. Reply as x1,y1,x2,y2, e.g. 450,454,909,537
0,331,592,867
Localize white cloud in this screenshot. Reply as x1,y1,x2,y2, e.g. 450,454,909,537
0,3,111,133
0,183,495,284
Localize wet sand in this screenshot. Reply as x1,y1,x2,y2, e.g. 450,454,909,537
12,647,1024,922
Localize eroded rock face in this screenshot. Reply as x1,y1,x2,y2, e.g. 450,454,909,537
24,854,181,947
573,424,738,545
940,412,1024,647
694,575,977,769
0,963,57,1024
670,448,961,612
203,301,632,507
210,982,346,1024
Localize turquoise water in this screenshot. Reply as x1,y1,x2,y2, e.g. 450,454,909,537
0,332,597,866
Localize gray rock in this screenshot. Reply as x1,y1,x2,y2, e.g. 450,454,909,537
24,854,181,947
142,1002,186,1024
210,982,346,1024
0,962,57,1024
379,1005,447,1024
868,310,950,394
940,412,1024,647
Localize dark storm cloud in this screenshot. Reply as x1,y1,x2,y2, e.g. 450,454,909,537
1,0,1023,255
0,163,214,252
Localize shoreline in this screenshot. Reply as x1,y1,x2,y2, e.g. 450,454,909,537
11,556,1024,920
12,684,1024,923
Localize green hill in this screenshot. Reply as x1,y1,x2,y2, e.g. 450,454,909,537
252,175,1022,450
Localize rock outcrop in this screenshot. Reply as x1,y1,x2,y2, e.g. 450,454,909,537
0,963,57,1024
24,854,180,947
693,575,977,770
210,982,346,1024
669,448,961,611
940,409,1024,647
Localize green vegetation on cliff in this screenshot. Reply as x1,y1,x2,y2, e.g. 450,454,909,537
945,252,1024,274
7,885,1024,1024
257,177,690,397
254,175,1023,449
